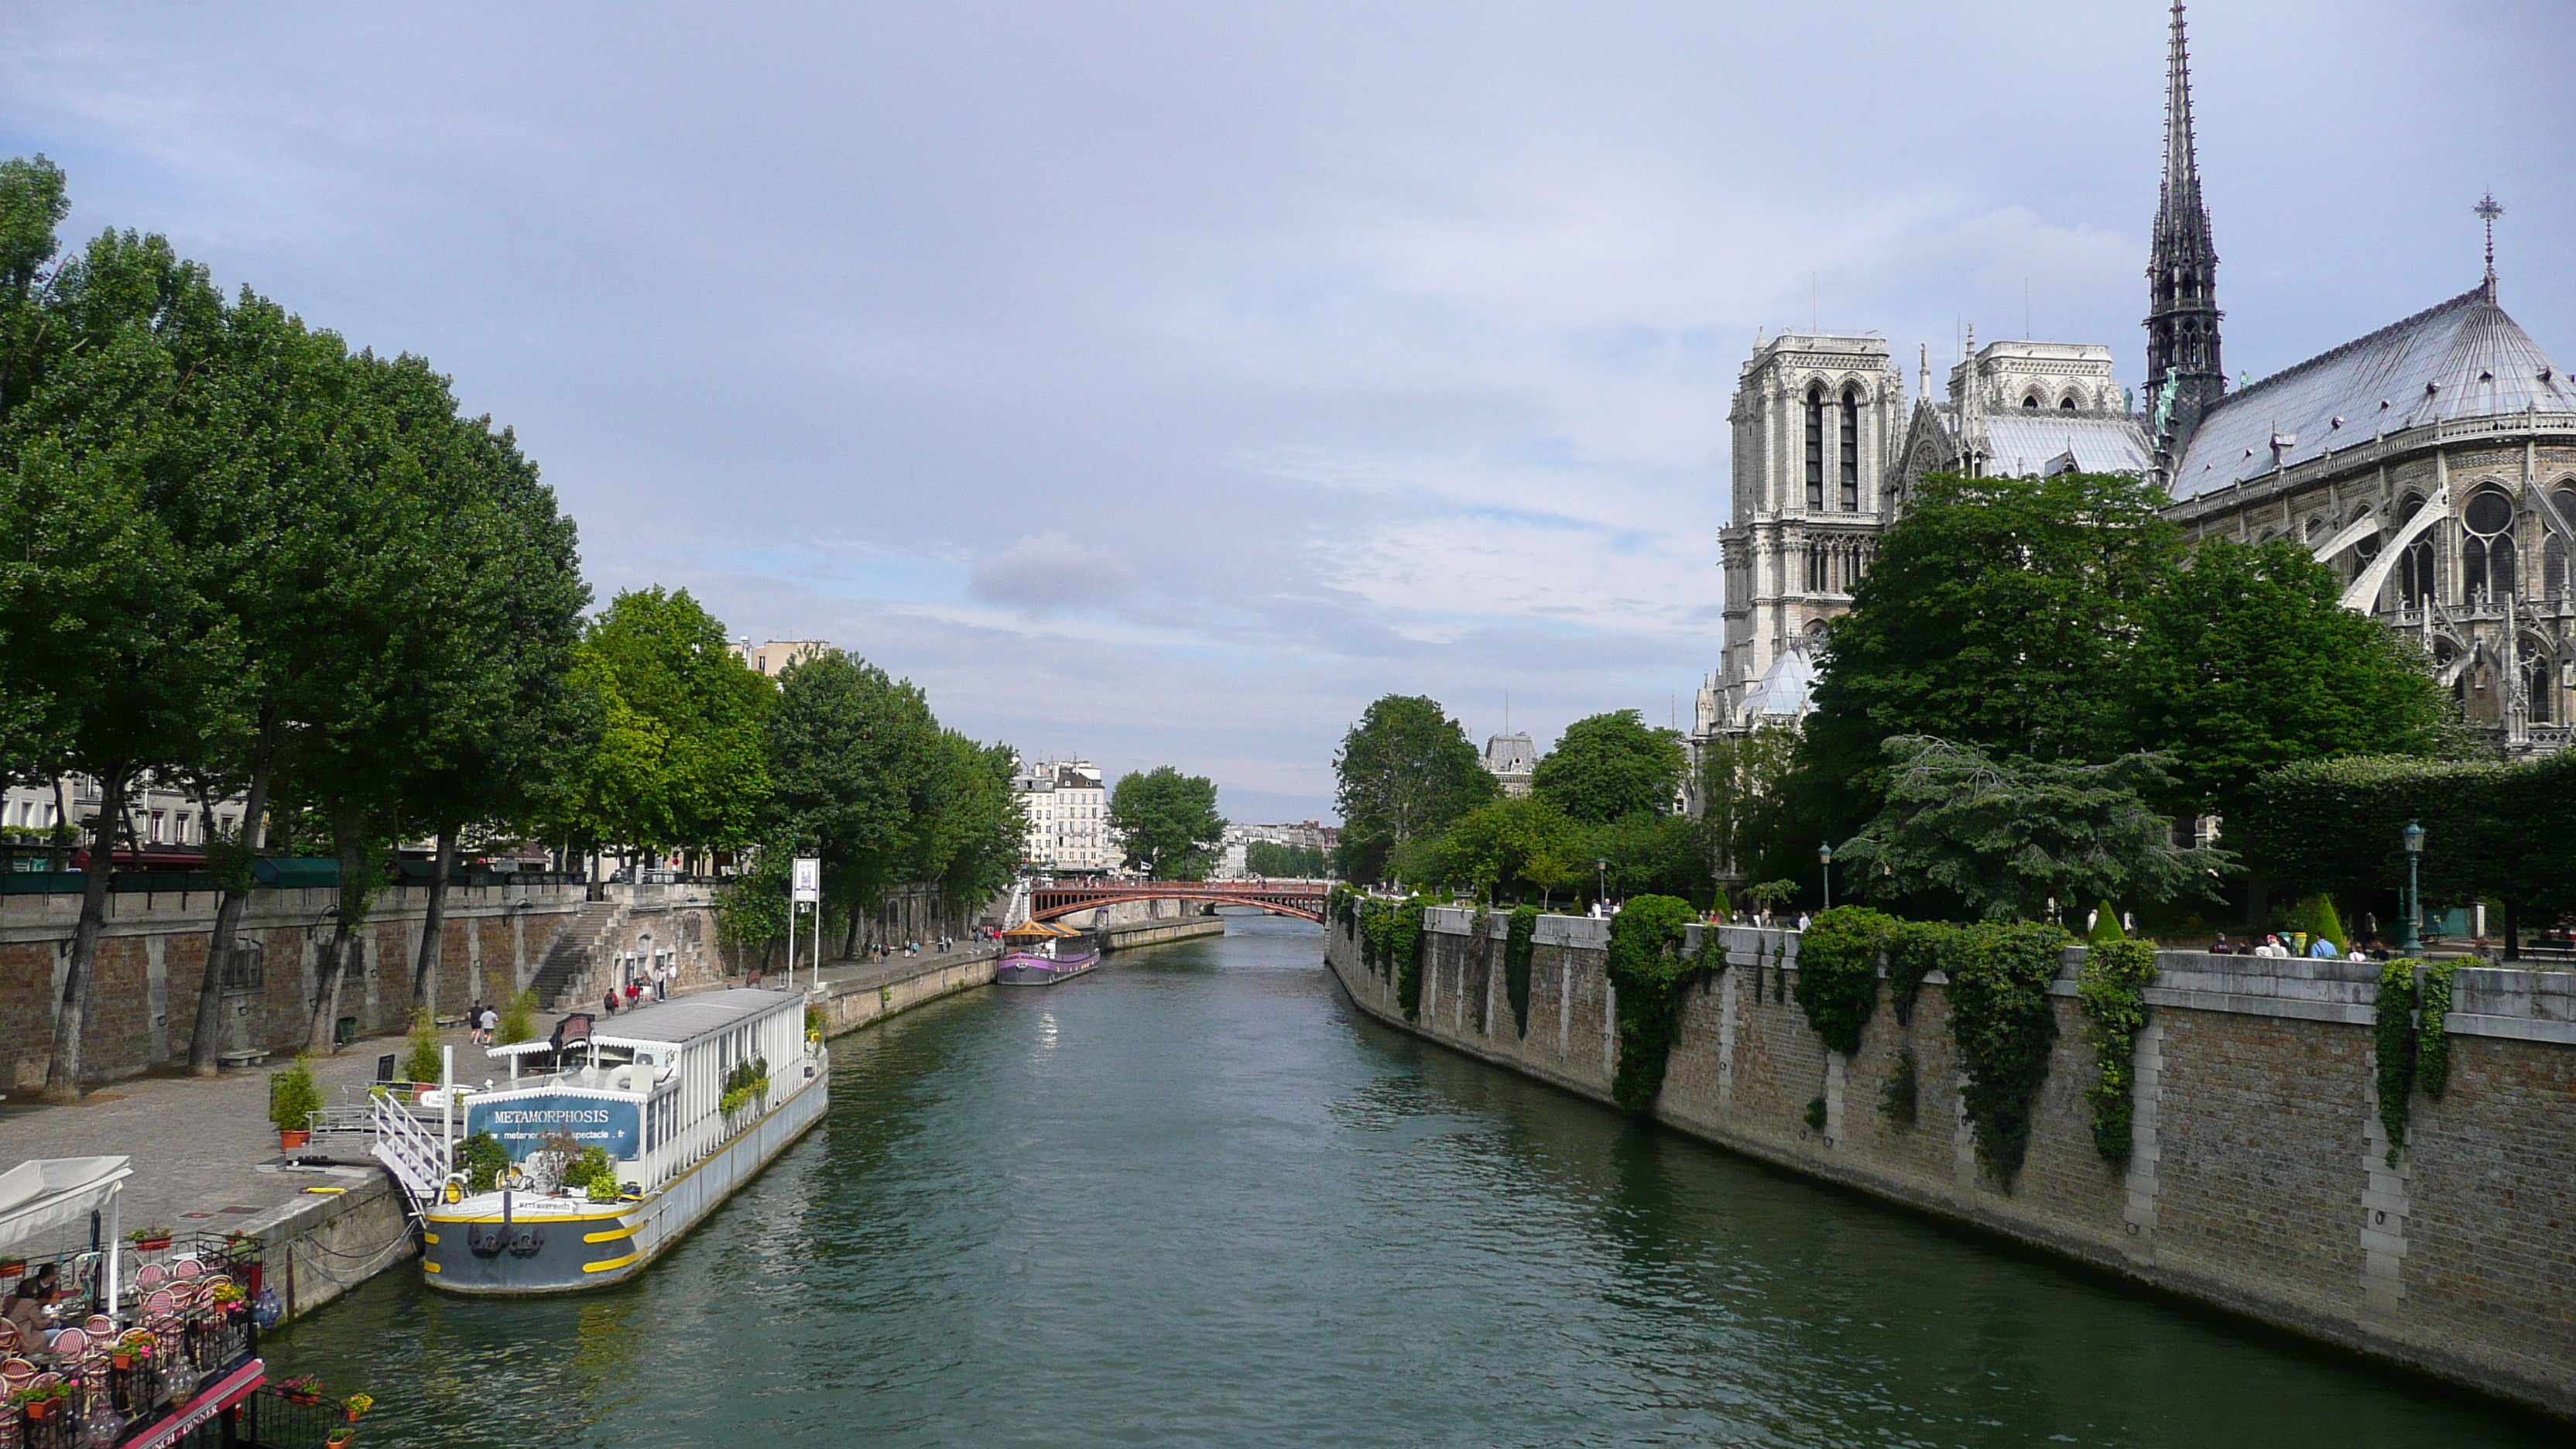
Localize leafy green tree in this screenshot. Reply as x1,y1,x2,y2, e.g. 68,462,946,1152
1108,766,1225,879
1773,471,2181,876
1532,710,1685,825
1243,841,1327,878
915,732,1026,923
548,587,772,863
1332,694,1496,882
1391,796,1586,901
1696,722,1798,881
1835,736,2231,923
2123,536,2451,827
0,213,247,1096
763,650,938,950
1590,810,1710,903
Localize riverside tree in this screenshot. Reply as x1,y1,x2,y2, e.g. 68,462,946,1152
1332,694,1495,882
545,587,772,869
1531,711,1686,824
1108,766,1225,879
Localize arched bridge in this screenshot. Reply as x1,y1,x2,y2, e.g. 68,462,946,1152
1029,880,1329,924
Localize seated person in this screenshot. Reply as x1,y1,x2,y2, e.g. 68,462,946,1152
5,1276,53,1354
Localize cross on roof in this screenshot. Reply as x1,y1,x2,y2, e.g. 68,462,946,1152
2475,192,2504,283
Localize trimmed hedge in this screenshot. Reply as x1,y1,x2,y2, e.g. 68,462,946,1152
2245,753,2576,913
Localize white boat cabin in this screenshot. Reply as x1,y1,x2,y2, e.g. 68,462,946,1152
470,988,811,1195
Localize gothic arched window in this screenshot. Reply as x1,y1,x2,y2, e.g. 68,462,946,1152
2463,488,2515,603
2523,646,2554,724
2547,488,2575,597
2022,394,2040,409
1805,386,1825,509
2059,396,2078,410
1838,387,1860,510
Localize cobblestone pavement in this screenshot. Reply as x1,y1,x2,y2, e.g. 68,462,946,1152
0,1024,481,1248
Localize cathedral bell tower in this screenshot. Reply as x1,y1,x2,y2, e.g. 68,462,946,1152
2145,1,2225,461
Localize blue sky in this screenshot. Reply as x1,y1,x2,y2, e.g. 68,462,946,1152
6,2,2571,821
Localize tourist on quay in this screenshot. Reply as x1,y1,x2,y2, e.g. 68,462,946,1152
2309,934,2341,960
466,1000,485,1046
602,988,619,1016
481,1002,499,1043
2209,933,2233,954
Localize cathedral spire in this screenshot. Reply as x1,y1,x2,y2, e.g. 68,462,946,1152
2146,1,2225,462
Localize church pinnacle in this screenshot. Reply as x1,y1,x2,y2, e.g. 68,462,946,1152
2146,1,2225,460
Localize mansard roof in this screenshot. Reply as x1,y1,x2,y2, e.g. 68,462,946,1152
2168,280,2575,501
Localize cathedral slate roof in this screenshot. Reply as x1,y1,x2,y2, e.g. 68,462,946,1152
1913,405,2151,478
2168,280,2575,501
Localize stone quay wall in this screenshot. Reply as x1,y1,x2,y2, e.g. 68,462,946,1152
0,881,723,1087
1324,906,2576,1420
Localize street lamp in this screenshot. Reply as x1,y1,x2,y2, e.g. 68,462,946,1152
2401,819,2425,954
1818,841,1834,912
1595,857,1608,908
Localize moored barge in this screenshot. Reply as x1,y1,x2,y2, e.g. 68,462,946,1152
415,988,825,1294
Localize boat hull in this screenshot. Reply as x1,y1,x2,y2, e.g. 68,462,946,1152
994,949,1100,986
420,1054,829,1294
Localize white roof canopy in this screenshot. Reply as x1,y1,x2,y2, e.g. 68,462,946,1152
0,1157,132,1251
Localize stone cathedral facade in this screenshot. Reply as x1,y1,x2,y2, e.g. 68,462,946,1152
1693,2,2576,768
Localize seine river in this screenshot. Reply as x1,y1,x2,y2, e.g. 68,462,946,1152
267,915,2554,1447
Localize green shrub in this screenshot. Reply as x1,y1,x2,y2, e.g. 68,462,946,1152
587,1174,622,1204
1794,906,1897,1055
1804,1096,1828,1132
1946,922,2068,1187
2287,894,2348,954
1504,905,1538,1036
2087,901,2126,943
1605,896,1706,1112
558,1144,613,1190
457,1132,510,1193
2077,939,2160,1161
269,1057,323,1136
402,1008,444,1085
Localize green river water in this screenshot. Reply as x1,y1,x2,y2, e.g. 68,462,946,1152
265,916,2557,1446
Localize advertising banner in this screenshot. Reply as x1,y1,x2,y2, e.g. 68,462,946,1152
466,1094,642,1161
792,856,822,903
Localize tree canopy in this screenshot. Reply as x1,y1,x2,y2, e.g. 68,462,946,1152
1332,694,1496,881
1109,766,1226,879
1531,710,1685,825
1834,736,2232,923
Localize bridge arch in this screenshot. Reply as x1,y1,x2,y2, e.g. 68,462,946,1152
1029,882,1327,925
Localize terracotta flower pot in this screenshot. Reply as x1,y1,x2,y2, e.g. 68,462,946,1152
24,1398,54,1422
279,1129,310,1150
135,1237,171,1252
112,1352,133,1369
0,1261,22,1278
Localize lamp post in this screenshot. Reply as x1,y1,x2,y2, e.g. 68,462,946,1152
1595,858,1608,909
2401,819,2425,954
1818,841,1834,912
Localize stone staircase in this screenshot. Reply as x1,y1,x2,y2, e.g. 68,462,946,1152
529,901,624,1008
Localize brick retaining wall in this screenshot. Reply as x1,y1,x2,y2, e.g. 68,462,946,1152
1324,906,2576,1420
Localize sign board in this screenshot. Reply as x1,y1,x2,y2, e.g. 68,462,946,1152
792,856,822,903
466,1093,642,1162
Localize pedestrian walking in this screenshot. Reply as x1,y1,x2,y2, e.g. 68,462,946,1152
481,1002,500,1044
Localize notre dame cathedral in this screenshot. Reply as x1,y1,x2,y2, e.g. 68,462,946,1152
1694,2,2576,765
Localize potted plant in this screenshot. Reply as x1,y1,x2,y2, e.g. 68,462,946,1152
129,1225,173,1252
13,1382,65,1421
276,1374,326,1406
211,1283,246,1314
270,1056,323,1151
112,1329,152,1369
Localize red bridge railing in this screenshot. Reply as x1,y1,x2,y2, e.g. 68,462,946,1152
1028,880,1329,923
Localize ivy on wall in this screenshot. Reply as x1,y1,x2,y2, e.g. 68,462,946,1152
2415,959,2454,1098
1604,895,1708,1112
2372,957,2456,1163
1880,1047,1920,1125
1504,905,1538,1037
2076,939,2159,1162
1886,920,1949,1027
1795,906,1897,1055
1945,921,2069,1188
2375,958,2420,1159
